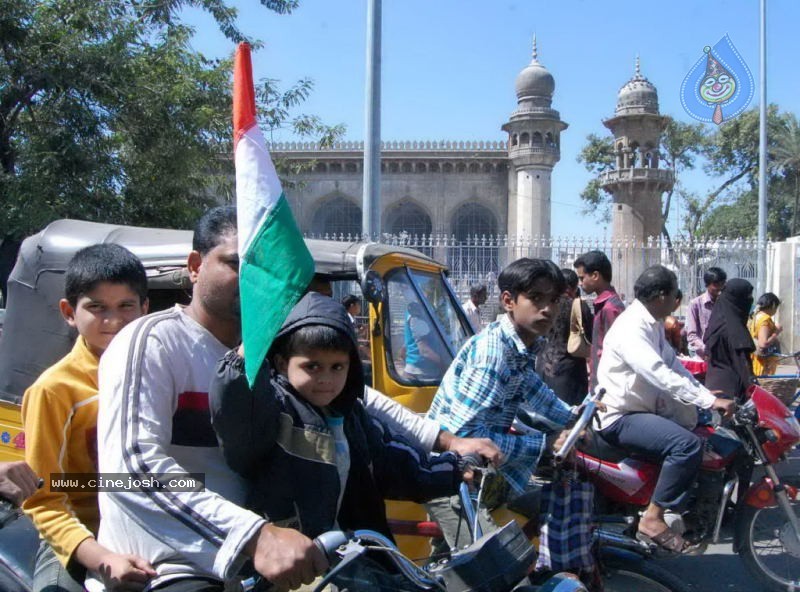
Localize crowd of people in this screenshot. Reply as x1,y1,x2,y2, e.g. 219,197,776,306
1,206,786,591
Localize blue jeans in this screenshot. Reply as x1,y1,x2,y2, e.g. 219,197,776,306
33,539,86,592
599,413,703,509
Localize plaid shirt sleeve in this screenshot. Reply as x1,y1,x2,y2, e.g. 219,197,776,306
446,363,547,492
441,362,573,493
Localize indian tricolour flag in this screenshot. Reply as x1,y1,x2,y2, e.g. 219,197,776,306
234,42,314,386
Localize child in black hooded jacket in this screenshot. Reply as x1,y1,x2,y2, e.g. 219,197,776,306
210,292,462,539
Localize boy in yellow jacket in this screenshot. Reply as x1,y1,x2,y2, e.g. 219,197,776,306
22,244,155,591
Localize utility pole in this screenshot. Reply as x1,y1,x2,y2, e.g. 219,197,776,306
362,0,382,240
757,0,768,294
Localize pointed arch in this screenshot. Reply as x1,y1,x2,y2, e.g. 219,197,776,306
452,202,498,240
311,195,362,237
385,200,433,236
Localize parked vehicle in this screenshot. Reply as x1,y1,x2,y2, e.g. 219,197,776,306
564,384,800,592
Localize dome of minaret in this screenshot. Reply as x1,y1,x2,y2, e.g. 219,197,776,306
514,36,555,102
616,56,659,115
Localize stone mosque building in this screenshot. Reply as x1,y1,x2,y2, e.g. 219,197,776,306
272,41,674,284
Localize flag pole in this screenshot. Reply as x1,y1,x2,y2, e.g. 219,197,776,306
757,0,768,295
362,0,382,240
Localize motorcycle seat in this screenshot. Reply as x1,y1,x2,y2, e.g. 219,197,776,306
578,427,631,463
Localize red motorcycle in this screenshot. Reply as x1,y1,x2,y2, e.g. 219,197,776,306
571,384,800,592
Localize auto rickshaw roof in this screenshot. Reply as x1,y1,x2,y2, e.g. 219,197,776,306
10,219,444,284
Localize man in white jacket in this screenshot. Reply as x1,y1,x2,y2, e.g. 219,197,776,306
93,207,498,591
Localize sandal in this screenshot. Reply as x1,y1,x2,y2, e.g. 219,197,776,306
636,528,692,555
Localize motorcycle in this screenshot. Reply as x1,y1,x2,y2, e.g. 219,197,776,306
383,394,691,592
561,384,800,592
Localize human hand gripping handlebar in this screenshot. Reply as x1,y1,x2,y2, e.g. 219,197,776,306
554,388,606,465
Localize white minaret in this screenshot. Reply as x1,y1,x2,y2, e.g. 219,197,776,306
502,37,568,242
599,57,674,296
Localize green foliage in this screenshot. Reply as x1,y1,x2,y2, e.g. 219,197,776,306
578,105,800,241
0,0,342,240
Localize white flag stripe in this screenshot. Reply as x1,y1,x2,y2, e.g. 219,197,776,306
235,126,283,258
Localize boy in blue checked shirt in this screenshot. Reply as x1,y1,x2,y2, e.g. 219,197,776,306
426,257,579,550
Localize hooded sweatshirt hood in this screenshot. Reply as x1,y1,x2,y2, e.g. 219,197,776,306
269,292,364,410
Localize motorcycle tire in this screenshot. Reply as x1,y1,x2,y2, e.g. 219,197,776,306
735,478,800,592
599,551,691,592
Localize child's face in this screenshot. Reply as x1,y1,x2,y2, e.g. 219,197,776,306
276,348,351,408
501,277,560,347
60,281,148,356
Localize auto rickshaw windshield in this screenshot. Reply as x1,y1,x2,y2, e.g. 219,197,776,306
383,267,472,386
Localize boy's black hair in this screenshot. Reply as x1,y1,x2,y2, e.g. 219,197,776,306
573,250,613,282
498,258,565,299
274,325,353,361
65,244,148,307
634,265,678,303
703,267,727,287
756,292,781,309
342,294,361,310
560,268,579,291
193,206,237,255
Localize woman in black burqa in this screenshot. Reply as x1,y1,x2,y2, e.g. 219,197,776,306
703,278,755,399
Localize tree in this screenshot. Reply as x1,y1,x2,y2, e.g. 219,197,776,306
693,106,792,239
0,0,340,242
577,105,799,240
770,113,800,236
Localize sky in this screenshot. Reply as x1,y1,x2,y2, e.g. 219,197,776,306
182,0,800,239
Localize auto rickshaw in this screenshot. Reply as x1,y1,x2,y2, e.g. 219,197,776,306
0,218,477,570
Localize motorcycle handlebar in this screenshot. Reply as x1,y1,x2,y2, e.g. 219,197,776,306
554,388,606,465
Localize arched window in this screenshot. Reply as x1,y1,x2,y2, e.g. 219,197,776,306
482,162,494,173
443,163,453,173
345,162,358,173
429,162,440,173
311,196,362,237
468,163,480,173
545,132,554,147
329,163,342,173
520,132,530,145
456,163,466,173
511,134,519,146
532,132,543,146
452,203,498,240
314,162,328,173
385,201,432,236
402,162,413,173
416,162,427,173
389,162,400,173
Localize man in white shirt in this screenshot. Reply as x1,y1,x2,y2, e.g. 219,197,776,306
595,265,735,555
462,283,487,332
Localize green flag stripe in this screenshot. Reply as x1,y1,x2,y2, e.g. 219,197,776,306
241,194,315,386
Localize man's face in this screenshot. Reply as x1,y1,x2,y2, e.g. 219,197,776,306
191,233,240,323
575,265,600,295
501,277,560,346
652,286,679,320
473,290,488,306
707,281,725,301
